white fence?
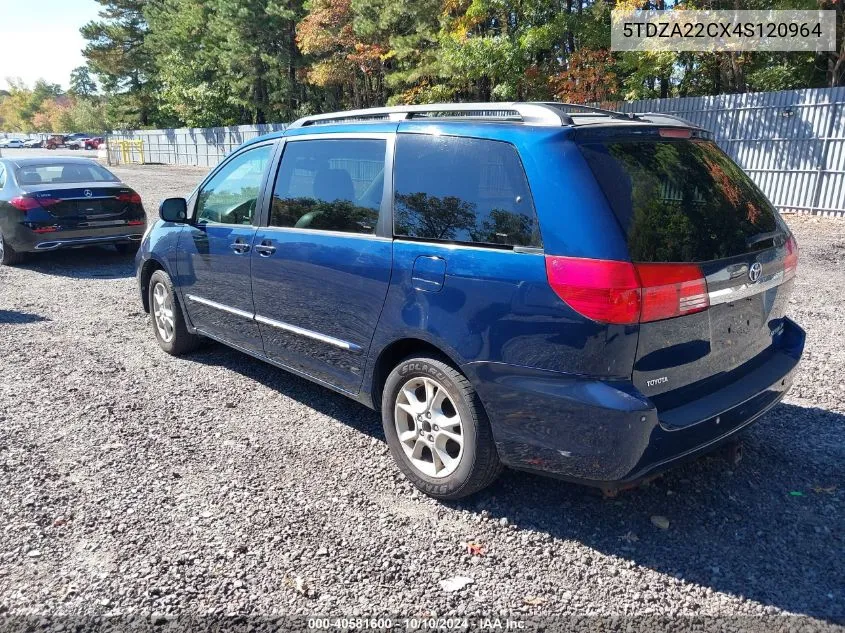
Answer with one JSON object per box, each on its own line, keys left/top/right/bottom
{"left": 107, "top": 124, "right": 287, "bottom": 168}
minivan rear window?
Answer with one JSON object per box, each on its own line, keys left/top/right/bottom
{"left": 579, "top": 140, "right": 784, "bottom": 262}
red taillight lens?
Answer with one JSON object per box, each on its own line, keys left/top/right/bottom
{"left": 783, "top": 235, "right": 798, "bottom": 279}
{"left": 10, "top": 196, "right": 59, "bottom": 210}
{"left": 116, "top": 191, "right": 142, "bottom": 204}
{"left": 635, "top": 263, "right": 709, "bottom": 322}
{"left": 545, "top": 256, "right": 709, "bottom": 324}
{"left": 545, "top": 256, "right": 641, "bottom": 325}
{"left": 127, "top": 220, "right": 144, "bottom": 226}
{"left": 9, "top": 196, "right": 42, "bottom": 211}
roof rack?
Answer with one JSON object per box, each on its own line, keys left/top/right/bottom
{"left": 288, "top": 102, "right": 573, "bottom": 128}
{"left": 287, "top": 101, "right": 698, "bottom": 130}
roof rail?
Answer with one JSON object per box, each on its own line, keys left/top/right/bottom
{"left": 546, "top": 102, "right": 640, "bottom": 121}
{"left": 288, "top": 102, "right": 571, "bottom": 128}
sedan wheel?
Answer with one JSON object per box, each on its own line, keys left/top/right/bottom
{"left": 0, "top": 232, "right": 24, "bottom": 265}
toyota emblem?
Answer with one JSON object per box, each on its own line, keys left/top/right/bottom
{"left": 83, "top": 189, "right": 93, "bottom": 198}
{"left": 748, "top": 262, "right": 762, "bottom": 283}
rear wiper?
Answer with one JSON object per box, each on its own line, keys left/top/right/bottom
{"left": 745, "top": 230, "right": 782, "bottom": 248}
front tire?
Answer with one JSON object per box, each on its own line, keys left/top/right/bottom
{"left": 0, "top": 232, "right": 25, "bottom": 265}
{"left": 148, "top": 269, "right": 201, "bottom": 355}
{"left": 381, "top": 356, "right": 502, "bottom": 500}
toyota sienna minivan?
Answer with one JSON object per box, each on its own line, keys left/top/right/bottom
{"left": 136, "top": 103, "right": 804, "bottom": 499}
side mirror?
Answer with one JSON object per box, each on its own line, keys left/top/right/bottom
{"left": 159, "top": 197, "right": 188, "bottom": 223}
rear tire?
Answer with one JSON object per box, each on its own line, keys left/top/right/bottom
{"left": 0, "top": 232, "right": 25, "bottom": 266}
{"left": 148, "top": 269, "right": 202, "bottom": 355}
{"left": 381, "top": 356, "right": 502, "bottom": 500}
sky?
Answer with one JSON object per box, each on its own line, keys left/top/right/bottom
{"left": 0, "top": 0, "right": 102, "bottom": 90}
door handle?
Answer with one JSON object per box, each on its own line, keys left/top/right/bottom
{"left": 230, "top": 240, "right": 250, "bottom": 254}
{"left": 254, "top": 242, "right": 276, "bottom": 257}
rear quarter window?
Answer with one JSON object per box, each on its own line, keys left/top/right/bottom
{"left": 393, "top": 135, "right": 541, "bottom": 248}
{"left": 579, "top": 139, "right": 784, "bottom": 262}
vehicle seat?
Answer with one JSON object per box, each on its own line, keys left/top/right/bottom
{"left": 295, "top": 168, "right": 355, "bottom": 228}
{"left": 61, "top": 165, "right": 88, "bottom": 182}
{"left": 18, "top": 171, "right": 42, "bottom": 185}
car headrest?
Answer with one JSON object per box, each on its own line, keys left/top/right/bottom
{"left": 312, "top": 168, "right": 355, "bottom": 203}
{"left": 18, "top": 171, "right": 42, "bottom": 185}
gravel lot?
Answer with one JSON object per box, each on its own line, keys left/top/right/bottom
{"left": 0, "top": 155, "right": 843, "bottom": 631}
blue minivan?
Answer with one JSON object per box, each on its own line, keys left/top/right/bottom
{"left": 136, "top": 103, "right": 804, "bottom": 499}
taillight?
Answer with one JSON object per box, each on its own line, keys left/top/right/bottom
{"left": 635, "top": 263, "right": 709, "bottom": 322}
{"left": 9, "top": 196, "right": 42, "bottom": 211}
{"left": 545, "top": 257, "right": 641, "bottom": 325}
{"left": 659, "top": 128, "right": 692, "bottom": 139}
{"left": 10, "top": 196, "right": 59, "bottom": 211}
{"left": 116, "top": 191, "right": 142, "bottom": 204}
{"left": 127, "top": 220, "right": 144, "bottom": 226}
{"left": 545, "top": 256, "right": 709, "bottom": 324}
{"left": 783, "top": 235, "right": 798, "bottom": 279}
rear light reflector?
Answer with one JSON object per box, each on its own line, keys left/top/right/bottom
{"left": 127, "top": 220, "right": 144, "bottom": 226}
{"left": 783, "top": 235, "right": 798, "bottom": 279}
{"left": 33, "top": 226, "right": 58, "bottom": 234}
{"left": 116, "top": 191, "right": 142, "bottom": 204}
{"left": 545, "top": 256, "right": 709, "bottom": 324}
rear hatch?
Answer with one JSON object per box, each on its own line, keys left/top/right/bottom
{"left": 578, "top": 129, "right": 797, "bottom": 411}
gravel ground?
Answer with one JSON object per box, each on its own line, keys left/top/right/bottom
{"left": 0, "top": 160, "right": 843, "bottom": 631}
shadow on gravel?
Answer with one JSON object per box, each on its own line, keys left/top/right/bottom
{"left": 0, "top": 309, "right": 48, "bottom": 324}
{"left": 182, "top": 345, "right": 845, "bottom": 621}
{"left": 469, "top": 403, "right": 844, "bottom": 622}
{"left": 17, "top": 246, "right": 136, "bottom": 279}
{"left": 189, "top": 343, "right": 384, "bottom": 440}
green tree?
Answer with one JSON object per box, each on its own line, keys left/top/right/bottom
{"left": 81, "top": 0, "right": 157, "bottom": 125}
{"left": 69, "top": 66, "right": 98, "bottom": 97}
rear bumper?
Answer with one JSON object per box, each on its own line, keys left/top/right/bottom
{"left": 468, "top": 317, "right": 805, "bottom": 488}
{"left": 8, "top": 225, "right": 145, "bottom": 252}
{"left": 31, "top": 233, "right": 143, "bottom": 251}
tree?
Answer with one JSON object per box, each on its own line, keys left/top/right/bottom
{"left": 81, "top": 0, "right": 156, "bottom": 125}
{"left": 69, "top": 66, "right": 98, "bottom": 97}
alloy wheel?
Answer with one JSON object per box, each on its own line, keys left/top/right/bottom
{"left": 152, "top": 281, "right": 175, "bottom": 343}
{"left": 394, "top": 376, "right": 464, "bottom": 478}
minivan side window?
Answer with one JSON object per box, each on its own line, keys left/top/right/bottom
{"left": 270, "top": 139, "right": 386, "bottom": 235}
{"left": 195, "top": 144, "right": 273, "bottom": 225}
{"left": 393, "top": 135, "right": 541, "bottom": 248}
{"left": 0, "top": 165, "right": 5, "bottom": 189}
